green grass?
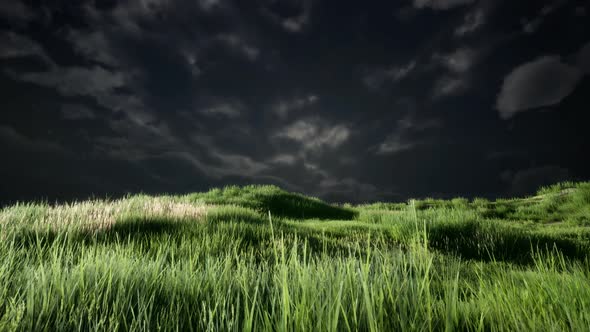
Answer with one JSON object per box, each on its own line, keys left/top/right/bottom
{"left": 0, "top": 183, "right": 589, "bottom": 331}
{"left": 186, "top": 185, "right": 357, "bottom": 220}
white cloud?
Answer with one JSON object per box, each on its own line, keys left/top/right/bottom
{"left": 432, "top": 76, "right": 467, "bottom": 98}
{"left": 496, "top": 56, "right": 582, "bottom": 119}
{"left": 399, "top": 115, "right": 442, "bottom": 131}
{"left": 376, "top": 135, "right": 418, "bottom": 155}
{"left": 428, "top": 48, "right": 478, "bottom": 99}
{"left": 216, "top": 34, "right": 260, "bottom": 61}
{"left": 198, "top": 0, "right": 223, "bottom": 11}
{"left": 282, "top": 15, "right": 310, "bottom": 33}
{"left": 11, "top": 66, "right": 126, "bottom": 97}
{"left": 269, "top": 154, "right": 298, "bottom": 166}
{"left": 413, "top": 0, "right": 475, "bottom": 10}
{"left": 277, "top": 119, "right": 350, "bottom": 151}
{"left": 0, "top": 32, "right": 52, "bottom": 64}
{"left": 66, "top": 30, "right": 118, "bottom": 66}
{"left": 280, "top": 120, "right": 315, "bottom": 140}
{"left": 362, "top": 61, "right": 416, "bottom": 90}
{"left": 177, "top": 135, "right": 272, "bottom": 178}
{"left": 61, "top": 104, "right": 96, "bottom": 120}
{"left": 200, "top": 100, "right": 243, "bottom": 118}
{"left": 181, "top": 50, "right": 202, "bottom": 77}
{"left": 375, "top": 112, "right": 441, "bottom": 155}
{"left": 434, "top": 48, "right": 477, "bottom": 73}
{"left": 455, "top": 10, "right": 485, "bottom": 36}
{"left": 211, "top": 151, "right": 269, "bottom": 175}
{"left": 521, "top": 1, "right": 566, "bottom": 34}
{"left": 260, "top": 0, "right": 314, "bottom": 33}
{"left": 110, "top": 0, "right": 171, "bottom": 33}
{"left": 273, "top": 94, "right": 318, "bottom": 118}
{"left": 388, "top": 61, "right": 417, "bottom": 81}
{"left": 522, "top": 17, "right": 542, "bottom": 34}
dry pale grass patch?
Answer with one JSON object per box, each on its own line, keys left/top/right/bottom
{"left": 142, "top": 199, "right": 208, "bottom": 221}
{"left": 0, "top": 197, "right": 209, "bottom": 234}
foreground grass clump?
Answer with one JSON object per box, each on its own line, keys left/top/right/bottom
{"left": 0, "top": 183, "right": 589, "bottom": 331}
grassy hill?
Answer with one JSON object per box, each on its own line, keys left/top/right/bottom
{"left": 1, "top": 182, "right": 590, "bottom": 331}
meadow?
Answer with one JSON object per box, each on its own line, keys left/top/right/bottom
{"left": 1, "top": 182, "right": 590, "bottom": 331}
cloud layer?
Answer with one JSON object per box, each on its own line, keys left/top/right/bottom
{"left": 1, "top": 0, "right": 589, "bottom": 203}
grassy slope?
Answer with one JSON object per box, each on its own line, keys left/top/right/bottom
{"left": 0, "top": 183, "right": 589, "bottom": 331}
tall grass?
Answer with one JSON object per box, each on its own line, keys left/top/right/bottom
{"left": 0, "top": 184, "right": 589, "bottom": 331}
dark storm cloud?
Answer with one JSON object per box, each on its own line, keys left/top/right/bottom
{"left": 1, "top": 0, "right": 589, "bottom": 203}
{"left": 0, "top": 1, "right": 36, "bottom": 25}
{"left": 413, "top": 0, "right": 475, "bottom": 10}
{"left": 578, "top": 42, "right": 590, "bottom": 74}
{"left": 0, "top": 125, "right": 68, "bottom": 155}
{"left": 3, "top": 1, "right": 268, "bottom": 164}
{"left": 505, "top": 165, "right": 572, "bottom": 196}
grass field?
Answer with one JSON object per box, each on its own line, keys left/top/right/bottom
{"left": 1, "top": 182, "right": 590, "bottom": 331}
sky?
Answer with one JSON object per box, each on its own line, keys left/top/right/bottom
{"left": 1, "top": 0, "right": 589, "bottom": 204}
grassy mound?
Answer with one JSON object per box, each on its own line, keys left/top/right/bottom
{"left": 186, "top": 184, "right": 357, "bottom": 220}
{"left": 467, "top": 182, "right": 590, "bottom": 224}
{"left": 364, "top": 181, "right": 590, "bottom": 225}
